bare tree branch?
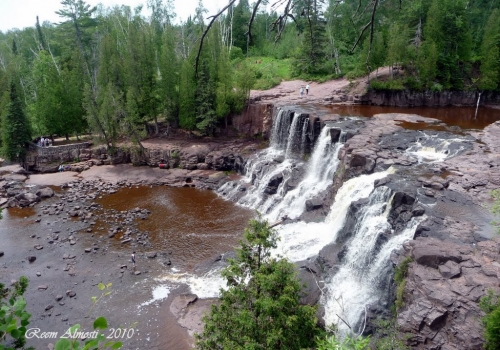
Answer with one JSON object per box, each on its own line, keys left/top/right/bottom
{"left": 195, "top": 0, "right": 236, "bottom": 77}
{"left": 364, "top": 0, "right": 379, "bottom": 67}
{"left": 246, "top": 0, "right": 264, "bottom": 48}
{"left": 350, "top": 20, "right": 371, "bottom": 52}
{"left": 352, "top": 0, "right": 363, "bottom": 19}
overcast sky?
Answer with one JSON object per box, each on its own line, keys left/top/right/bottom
{"left": 0, "top": 0, "right": 229, "bottom": 32}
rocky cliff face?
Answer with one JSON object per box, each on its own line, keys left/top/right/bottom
{"left": 360, "top": 90, "right": 500, "bottom": 107}
{"left": 287, "top": 113, "right": 499, "bottom": 349}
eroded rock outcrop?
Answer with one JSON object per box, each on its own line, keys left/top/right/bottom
{"left": 396, "top": 236, "right": 500, "bottom": 349}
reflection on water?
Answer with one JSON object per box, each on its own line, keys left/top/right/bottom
{"left": 327, "top": 105, "right": 500, "bottom": 129}
{"left": 4, "top": 207, "right": 37, "bottom": 219}
{"left": 94, "top": 186, "right": 254, "bottom": 270}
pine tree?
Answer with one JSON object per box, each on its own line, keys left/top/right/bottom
{"left": 479, "top": 9, "right": 500, "bottom": 91}
{"left": 196, "top": 217, "right": 321, "bottom": 349}
{"left": 2, "top": 82, "right": 31, "bottom": 163}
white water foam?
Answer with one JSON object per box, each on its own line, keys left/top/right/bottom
{"left": 322, "top": 203, "right": 424, "bottom": 335}
{"left": 140, "top": 285, "right": 171, "bottom": 307}
{"left": 266, "top": 127, "right": 344, "bottom": 222}
{"left": 406, "top": 132, "right": 465, "bottom": 163}
{"left": 274, "top": 170, "right": 392, "bottom": 262}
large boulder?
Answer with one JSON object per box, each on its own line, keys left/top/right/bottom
{"left": 36, "top": 187, "right": 55, "bottom": 198}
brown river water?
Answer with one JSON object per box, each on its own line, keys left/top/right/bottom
{"left": 325, "top": 105, "right": 500, "bottom": 129}
{"left": 94, "top": 186, "right": 254, "bottom": 271}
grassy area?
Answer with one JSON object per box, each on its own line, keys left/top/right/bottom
{"left": 244, "top": 56, "right": 292, "bottom": 90}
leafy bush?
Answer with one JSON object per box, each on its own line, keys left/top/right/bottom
{"left": 479, "top": 290, "right": 500, "bottom": 350}
{"left": 369, "top": 79, "right": 405, "bottom": 91}
{"left": 0, "top": 277, "right": 32, "bottom": 350}
{"left": 316, "top": 334, "right": 370, "bottom": 350}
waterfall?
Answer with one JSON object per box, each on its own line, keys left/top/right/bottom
{"left": 274, "top": 170, "right": 391, "bottom": 262}
{"left": 219, "top": 109, "right": 326, "bottom": 218}
{"left": 266, "top": 127, "right": 344, "bottom": 222}
{"left": 474, "top": 91, "right": 482, "bottom": 120}
{"left": 321, "top": 186, "right": 423, "bottom": 335}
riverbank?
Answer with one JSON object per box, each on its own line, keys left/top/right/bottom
{"left": 0, "top": 164, "right": 254, "bottom": 350}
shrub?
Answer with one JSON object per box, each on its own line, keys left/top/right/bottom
{"left": 394, "top": 257, "right": 413, "bottom": 310}
{"left": 480, "top": 290, "right": 500, "bottom": 350}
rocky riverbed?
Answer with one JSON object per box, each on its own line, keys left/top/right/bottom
{"left": 0, "top": 161, "right": 255, "bottom": 350}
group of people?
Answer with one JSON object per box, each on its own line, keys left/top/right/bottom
{"left": 299, "top": 84, "right": 310, "bottom": 97}
{"left": 37, "top": 137, "right": 51, "bottom": 147}
{"left": 58, "top": 164, "right": 71, "bottom": 172}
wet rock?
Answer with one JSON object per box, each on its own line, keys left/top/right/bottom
{"left": 84, "top": 248, "right": 92, "bottom": 253}
{"left": 36, "top": 272, "right": 41, "bottom": 277}
{"left": 66, "top": 290, "right": 76, "bottom": 298}
{"left": 264, "top": 174, "right": 283, "bottom": 195}
{"left": 305, "top": 198, "right": 323, "bottom": 212}
{"left": 391, "top": 192, "right": 416, "bottom": 209}
{"left": 55, "top": 295, "right": 63, "bottom": 301}
{"left": 35, "top": 245, "right": 43, "bottom": 250}
{"left": 146, "top": 252, "right": 157, "bottom": 259}
{"left": 36, "top": 187, "right": 55, "bottom": 198}
{"left": 329, "top": 128, "right": 342, "bottom": 144}
{"left": 412, "top": 206, "right": 425, "bottom": 217}
{"left": 45, "top": 305, "right": 54, "bottom": 311}
{"left": 28, "top": 256, "right": 36, "bottom": 263}
{"left": 38, "top": 285, "right": 48, "bottom": 290}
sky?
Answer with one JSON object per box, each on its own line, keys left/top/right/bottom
{"left": 0, "top": 0, "right": 230, "bottom": 32}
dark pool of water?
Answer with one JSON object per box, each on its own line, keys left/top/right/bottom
{"left": 325, "top": 105, "right": 500, "bottom": 129}
{"left": 94, "top": 186, "right": 254, "bottom": 270}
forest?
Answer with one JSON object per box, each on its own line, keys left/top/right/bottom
{"left": 0, "top": 0, "right": 499, "bottom": 162}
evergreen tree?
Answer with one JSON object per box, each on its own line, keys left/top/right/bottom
{"left": 2, "top": 82, "right": 31, "bottom": 163}
{"left": 196, "top": 217, "right": 321, "bottom": 349}
{"left": 479, "top": 9, "right": 500, "bottom": 91}
{"left": 232, "top": 0, "right": 251, "bottom": 53}
{"left": 293, "top": 1, "right": 328, "bottom": 75}
{"left": 424, "top": 0, "right": 472, "bottom": 89}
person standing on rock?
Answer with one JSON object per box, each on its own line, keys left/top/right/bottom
{"left": 300, "top": 87, "right": 304, "bottom": 97}
{"left": 131, "top": 251, "right": 136, "bottom": 268}
{"left": 306, "top": 84, "right": 310, "bottom": 95}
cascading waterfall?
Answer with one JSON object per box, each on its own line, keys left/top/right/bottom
{"left": 274, "top": 170, "right": 391, "bottom": 262}
{"left": 219, "top": 109, "right": 313, "bottom": 214}
{"left": 218, "top": 109, "right": 428, "bottom": 335}
{"left": 320, "top": 187, "right": 423, "bottom": 335}
{"left": 266, "top": 127, "right": 344, "bottom": 222}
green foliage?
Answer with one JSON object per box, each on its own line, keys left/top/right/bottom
{"left": 316, "top": 333, "right": 370, "bottom": 350}
{"left": 372, "top": 318, "right": 410, "bottom": 350}
{"left": 196, "top": 216, "right": 321, "bottom": 349}
{"left": 490, "top": 189, "right": 500, "bottom": 234}
{"left": 479, "top": 290, "right": 500, "bottom": 350}
{"left": 479, "top": 9, "right": 500, "bottom": 91}
{"left": 394, "top": 257, "right": 413, "bottom": 310}
{"left": 248, "top": 57, "right": 291, "bottom": 90}
{"left": 1, "top": 82, "right": 31, "bottom": 163}
{"left": 369, "top": 79, "right": 406, "bottom": 91}
{"left": 53, "top": 282, "right": 122, "bottom": 350}
{"left": 0, "top": 276, "right": 31, "bottom": 350}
